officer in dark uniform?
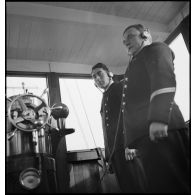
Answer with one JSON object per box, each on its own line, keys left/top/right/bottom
{"left": 122, "top": 24, "right": 190, "bottom": 193}
{"left": 91, "top": 63, "right": 145, "bottom": 193}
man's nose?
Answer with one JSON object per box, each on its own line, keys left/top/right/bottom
{"left": 95, "top": 74, "right": 101, "bottom": 79}
{"left": 96, "top": 77, "right": 101, "bottom": 83}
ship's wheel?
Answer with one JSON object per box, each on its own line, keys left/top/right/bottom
{"left": 7, "top": 94, "right": 51, "bottom": 132}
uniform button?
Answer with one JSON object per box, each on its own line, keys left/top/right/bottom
{"left": 122, "top": 102, "right": 126, "bottom": 105}
{"left": 124, "top": 85, "right": 127, "bottom": 88}
{"left": 121, "top": 109, "right": 124, "bottom": 112}
{"left": 105, "top": 103, "right": 107, "bottom": 106}
{"left": 122, "top": 94, "right": 125, "bottom": 97}
{"left": 125, "top": 77, "right": 128, "bottom": 81}
{"left": 106, "top": 117, "right": 109, "bottom": 120}
{"left": 106, "top": 110, "right": 108, "bottom": 113}
{"left": 107, "top": 124, "right": 109, "bottom": 127}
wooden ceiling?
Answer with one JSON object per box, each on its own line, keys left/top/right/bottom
{"left": 37, "top": 1, "right": 187, "bottom": 24}
{"left": 6, "top": 2, "right": 189, "bottom": 74}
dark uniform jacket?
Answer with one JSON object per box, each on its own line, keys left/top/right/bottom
{"left": 100, "top": 82, "right": 123, "bottom": 162}
{"left": 122, "top": 42, "right": 186, "bottom": 148}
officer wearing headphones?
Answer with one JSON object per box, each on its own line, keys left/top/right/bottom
{"left": 91, "top": 63, "right": 141, "bottom": 193}
{"left": 91, "top": 63, "right": 122, "bottom": 170}
{"left": 91, "top": 63, "right": 114, "bottom": 92}
{"left": 123, "top": 24, "right": 152, "bottom": 58}
{"left": 122, "top": 24, "right": 190, "bottom": 193}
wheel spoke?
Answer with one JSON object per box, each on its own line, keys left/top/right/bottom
{"left": 34, "top": 102, "right": 45, "bottom": 112}
{"left": 8, "top": 94, "right": 50, "bottom": 131}
{"left": 14, "top": 117, "right": 24, "bottom": 124}
{"left": 17, "top": 98, "right": 28, "bottom": 111}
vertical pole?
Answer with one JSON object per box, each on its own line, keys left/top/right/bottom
{"left": 47, "top": 72, "right": 70, "bottom": 192}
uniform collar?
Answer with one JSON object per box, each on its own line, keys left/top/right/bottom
{"left": 132, "top": 42, "right": 152, "bottom": 59}
{"left": 104, "top": 80, "right": 114, "bottom": 92}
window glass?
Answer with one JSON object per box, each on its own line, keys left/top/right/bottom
{"left": 6, "top": 76, "right": 48, "bottom": 104}
{"left": 59, "top": 78, "right": 104, "bottom": 151}
{"left": 169, "top": 33, "right": 190, "bottom": 121}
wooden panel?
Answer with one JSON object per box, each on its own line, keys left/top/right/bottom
{"left": 67, "top": 148, "right": 121, "bottom": 193}
{"left": 67, "top": 149, "right": 100, "bottom": 162}
{"left": 67, "top": 149, "right": 101, "bottom": 193}
{"left": 68, "top": 161, "right": 102, "bottom": 193}
{"left": 73, "top": 163, "right": 84, "bottom": 192}
{"left": 69, "top": 164, "right": 76, "bottom": 189}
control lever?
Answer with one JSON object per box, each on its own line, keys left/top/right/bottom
{"left": 51, "top": 103, "right": 69, "bottom": 120}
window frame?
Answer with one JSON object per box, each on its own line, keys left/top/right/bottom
{"left": 6, "top": 71, "right": 94, "bottom": 152}
{"left": 58, "top": 76, "right": 104, "bottom": 151}
{"left": 164, "top": 19, "right": 190, "bottom": 123}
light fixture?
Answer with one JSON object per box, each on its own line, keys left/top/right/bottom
{"left": 19, "top": 168, "right": 41, "bottom": 190}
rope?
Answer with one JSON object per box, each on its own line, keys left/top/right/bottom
{"left": 75, "top": 80, "right": 98, "bottom": 148}
{"left": 64, "top": 80, "right": 89, "bottom": 149}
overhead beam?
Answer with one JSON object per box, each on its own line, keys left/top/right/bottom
{"left": 7, "top": 59, "right": 128, "bottom": 75}
{"left": 168, "top": 2, "right": 189, "bottom": 33}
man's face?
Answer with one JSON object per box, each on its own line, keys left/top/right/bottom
{"left": 91, "top": 68, "right": 110, "bottom": 89}
{"left": 123, "top": 27, "right": 143, "bottom": 56}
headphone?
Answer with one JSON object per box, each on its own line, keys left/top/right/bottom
{"left": 107, "top": 71, "right": 114, "bottom": 78}
{"left": 140, "top": 28, "right": 150, "bottom": 40}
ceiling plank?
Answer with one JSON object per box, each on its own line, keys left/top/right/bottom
{"left": 6, "top": 2, "right": 168, "bottom": 34}
{"left": 168, "top": 2, "right": 189, "bottom": 33}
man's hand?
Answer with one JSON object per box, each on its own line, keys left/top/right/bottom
{"left": 125, "top": 148, "right": 138, "bottom": 161}
{"left": 149, "top": 122, "right": 168, "bottom": 142}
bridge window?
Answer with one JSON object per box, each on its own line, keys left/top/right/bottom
{"left": 59, "top": 78, "right": 104, "bottom": 151}
{"left": 6, "top": 76, "right": 48, "bottom": 104}
{"left": 169, "top": 33, "right": 190, "bottom": 121}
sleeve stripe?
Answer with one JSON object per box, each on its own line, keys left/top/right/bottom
{"left": 150, "top": 87, "right": 176, "bottom": 102}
